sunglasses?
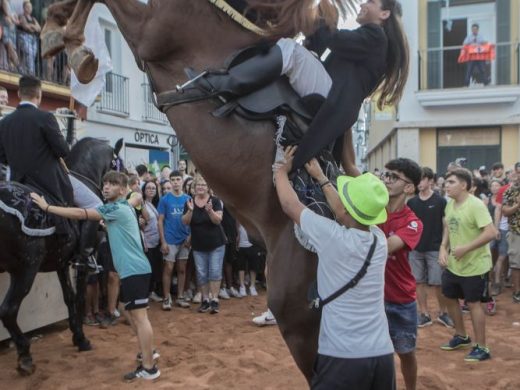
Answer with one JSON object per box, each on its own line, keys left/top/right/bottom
{"left": 380, "top": 171, "right": 412, "bottom": 184}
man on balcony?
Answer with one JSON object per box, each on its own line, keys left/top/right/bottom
{"left": 462, "top": 24, "right": 490, "bottom": 86}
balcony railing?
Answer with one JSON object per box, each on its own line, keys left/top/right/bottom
{"left": 142, "top": 83, "right": 168, "bottom": 124}
{"left": 418, "top": 42, "right": 519, "bottom": 90}
{"left": 97, "top": 72, "right": 129, "bottom": 116}
{"left": 0, "top": 42, "right": 69, "bottom": 85}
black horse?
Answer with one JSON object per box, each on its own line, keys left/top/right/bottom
{"left": 0, "top": 137, "right": 123, "bottom": 375}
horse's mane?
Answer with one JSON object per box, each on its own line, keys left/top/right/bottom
{"left": 66, "top": 137, "right": 113, "bottom": 179}
{"left": 245, "top": 0, "right": 359, "bottom": 37}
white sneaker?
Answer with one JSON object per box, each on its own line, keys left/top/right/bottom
{"left": 249, "top": 286, "right": 258, "bottom": 296}
{"left": 228, "top": 287, "right": 240, "bottom": 298}
{"left": 162, "top": 296, "right": 172, "bottom": 311}
{"left": 218, "top": 288, "right": 231, "bottom": 300}
{"left": 113, "top": 309, "right": 121, "bottom": 318}
{"left": 149, "top": 292, "right": 162, "bottom": 303}
{"left": 185, "top": 289, "right": 194, "bottom": 301}
{"left": 253, "top": 310, "right": 277, "bottom": 326}
{"left": 239, "top": 285, "right": 247, "bottom": 297}
{"left": 192, "top": 292, "right": 202, "bottom": 304}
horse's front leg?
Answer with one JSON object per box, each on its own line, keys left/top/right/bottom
{"left": 267, "top": 223, "right": 320, "bottom": 384}
{"left": 0, "top": 248, "right": 44, "bottom": 375}
{"left": 40, "top": 0, "right": 78, "bottom": 58}
{"left": 56, "top": 263, "right": 91, "bottom": 352}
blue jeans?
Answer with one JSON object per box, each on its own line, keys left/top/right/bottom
{"left": 193, "top": 245, "right": 225, "bottom": 285}
{"left": 385, "top": 301, "right": 417, "bottom": 354}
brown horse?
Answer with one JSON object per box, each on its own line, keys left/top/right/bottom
{"left": 41, "top": 0, "right": 359, "bottom": 382}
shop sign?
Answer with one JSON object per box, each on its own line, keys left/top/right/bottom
{"left": 134, "top": 130, "right": 160, "bottom": 145}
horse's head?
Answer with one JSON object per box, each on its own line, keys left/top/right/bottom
{"left": 67, "top": 137, "right": 125, "bottom": 187}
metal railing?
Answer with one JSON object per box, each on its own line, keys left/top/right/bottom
{"left": 0, "top": 40, "right": 69, "bottom": 85}
{"left": 97, "top": 72, "right": 129, "bottom": 116}
{"left": 418, "top": 42, "right": 519, "bottom": 90}
{"left": 142, "top": 83, "right": 168, "bottom": 124}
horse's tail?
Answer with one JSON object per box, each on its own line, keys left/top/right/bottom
{"left": 247, "top": 0, "right": 352, "bottom": 37}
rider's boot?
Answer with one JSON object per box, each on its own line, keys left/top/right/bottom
{"left": 187, "top": 44, "right": 283, "bottom": 98}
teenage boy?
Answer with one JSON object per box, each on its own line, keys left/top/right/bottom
{"left": 407, "top": 167, "right": 453, "bottom": 328}
{"left": 158, "top": 170, "right": 191, "bottom": 310}
{"left": 30, "top": 171, "right": 160, "bottom": 380}
{"left": 439, "top": 168, "right": 496, "bottom": 362}
{"left": 274, "top": 146, "right": 395, "bottom": 389}
{"left": 379, "top": 158, "right": 423, "bottom": 390}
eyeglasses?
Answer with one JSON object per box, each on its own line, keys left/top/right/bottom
{"left": 380, "top": 171, "right": 412, "bottom": 184}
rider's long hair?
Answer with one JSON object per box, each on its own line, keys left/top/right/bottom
{"left": 247, "top": 0, "right": 356, "bottom": 37}
{"left": 376, "top": 0, "right": 409, "bottom": 110}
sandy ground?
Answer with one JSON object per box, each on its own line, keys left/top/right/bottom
{"left": 0, "top": 289, "right": 519, "bottom": 390}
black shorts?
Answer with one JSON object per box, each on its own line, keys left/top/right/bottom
{"left": 224, "top": 243, "right": 238, "bottom": 264}
{"left": 237, "top": 246, "right": 262, "bottom": 273}
{"left": 97, "top": 239, "right": 116, "bottom": 273}
{"left": 442, "top": 269, "right": 489, "bottom": 303}
{"left": 119, "top": 274, "right": 151, "bottom": 310}
{"left": 311, "top": 353, "right": 395, "bottom": 390}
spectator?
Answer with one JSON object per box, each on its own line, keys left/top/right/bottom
{"left": 237, "top": 224, "right": 260, "bottom": 297}
{"left": 0, "top": 85, "right": 8, "bottom": 106}
{"left": 135, "top": 164, "right": 150, "bottom": 186}
{"left": 142, "top": 179, "right": 163, "bottom": 303}
{"left": 178, "top": 159, "right": 192, "bottom": 181}
{"left": 182, "top": 175, "right": 226, "bottom": 314}
{"left": 488, "top": 179, "right": 508, "bottom": 298}
{"left": 462, "top": 23, "right": 490, "bottom": 86}
{"left": 0, "top": 0, "right": 19, "bottom": 70}
{"left": 439, "top": 168, "right": 496, "bottom": 362}
{"left": 219, "top": 205, "right": 240, "bottom": 299}
{"left": 160, "top": 179, "right": 172, "bottom": 196}
{"left": 159, "top": 164, "right": 171, "bottom": 182}
{"left": 501, "top": 162, "right": 520, "bottom": 304}
{"left": 17, "top": 0, "right": 40, "bottom": 75}
{"left": 491, "top": 162, "right": 506, "bottom": 184}
{"left": 274, "top": 148, "right": 396, "bottom": 390}
{"left": 379, "top": 158, "right": 423, "bottom": 390}
{"left": 407, "top": 167, "right": 453, "bottom": 328}
{"left": 157, "top": 170, "right": 191, "bottom": 310}
{"left": 31, "top": 171, "right": 160, "bottom": 380}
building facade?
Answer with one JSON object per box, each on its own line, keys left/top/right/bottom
{"left": 366, "top": 0, "right": 520, "bottom": 174}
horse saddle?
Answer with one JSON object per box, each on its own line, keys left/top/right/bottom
{"left": 0, "top": 182, "right": 75, "bottom": 237}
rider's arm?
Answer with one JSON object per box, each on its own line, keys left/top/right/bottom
{"left": 41, "top": 113, "right": 69, "bottom": 159}
{"left": 329, "top": 24, "right": 386, "bottom": 61}
{"left": 30, "top": 192, "right": 102, "bottom": 221}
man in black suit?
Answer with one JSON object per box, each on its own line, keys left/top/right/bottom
{"left": 0, "top": 75, "right": 73, "bottom": 206}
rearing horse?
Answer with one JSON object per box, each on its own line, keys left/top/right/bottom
{"left": 0, "top": 137, "right": 123, "bottom": 375}
{"left": 41, "top": 1, "right": 356, "bottom": 382}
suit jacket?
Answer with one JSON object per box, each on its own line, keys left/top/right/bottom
{"left": 0, "top": 104, "right": 73, "bottom": 205}
{"left": 292, "top": 23, "right": 388, "bottom": 170}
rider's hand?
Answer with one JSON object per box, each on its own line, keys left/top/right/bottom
{"left": 30, "top": 193, "right": 48, "bottom": 210}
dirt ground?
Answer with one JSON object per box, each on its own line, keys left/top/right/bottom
{"left": 0, "top": 289, "right": 519, "bottom": 390}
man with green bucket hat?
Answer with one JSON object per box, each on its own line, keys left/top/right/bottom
{"left": 273, "top": 146, "right": 396, "bottom": 390}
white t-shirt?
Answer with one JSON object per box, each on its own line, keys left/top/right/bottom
{"left": 300, "top": 209, "right": 394, "bottom": 359}
{"left": 238, "top": 225, "right": 252, "bottom": 248}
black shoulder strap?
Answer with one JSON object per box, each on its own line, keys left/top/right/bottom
{"left": 320, "top": 234, "right": 378, "bottom": 307}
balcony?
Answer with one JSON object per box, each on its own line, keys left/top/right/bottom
{"left": 97, "top": 72, "right": 129, "bottom": 116}
{"left": 142, "top": 83, "right": 168, "bottom": 124}
{"left": 417, "top": 42, "right": 520, "bottom": 107}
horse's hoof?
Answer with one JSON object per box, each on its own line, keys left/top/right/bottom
{"left": 70, "top": 46, "right": 99, "bottom": 84}
{"left": 77, "top": 338, "right": 92, "bottom": 352}
{"left": 17, "top": 357, "right": 35, "bottom": 376}
{"left": 40, "top": 29, "right": 65, "bottom": 59}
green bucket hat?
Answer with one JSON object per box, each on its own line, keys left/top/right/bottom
{"left": 337, "top": 173, "right": 389, "bottom": 225}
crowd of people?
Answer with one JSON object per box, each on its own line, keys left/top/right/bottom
{"left": 0, "top": 0, "right": 67, "bottom": 83}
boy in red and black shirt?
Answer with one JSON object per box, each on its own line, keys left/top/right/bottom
{"left": 378, "top": 158, "right": 423, "bottom": 390}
